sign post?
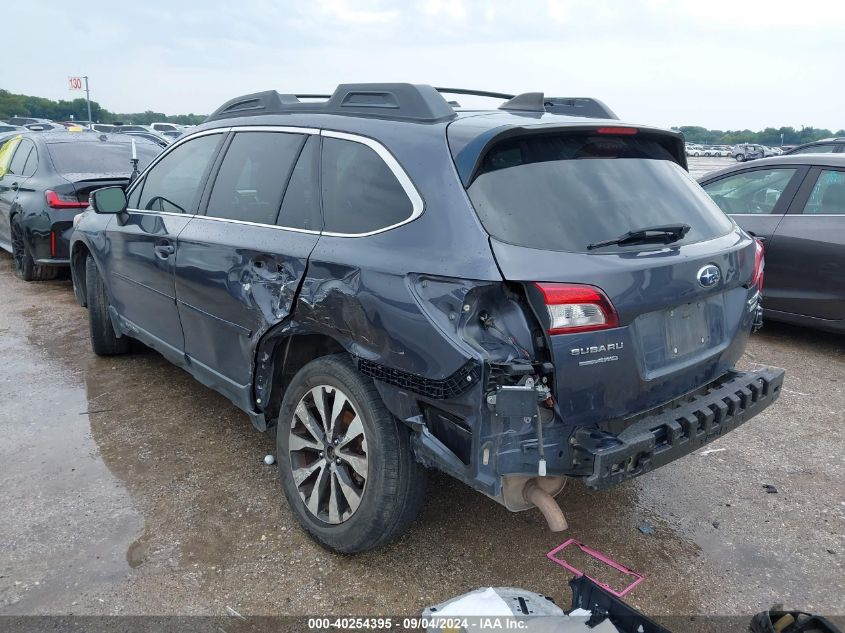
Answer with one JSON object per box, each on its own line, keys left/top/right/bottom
{"left": 68, "top": 76, "right": 92, "bottom": 123}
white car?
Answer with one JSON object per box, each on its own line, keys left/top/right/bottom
{"left": 150, "top": 122, "right": 185, "bottom": 133}
{"left": 686, "top": 144, "right": 705, "bottom": 157}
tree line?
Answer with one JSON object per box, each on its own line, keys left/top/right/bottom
{"left": 0, "top": 88, "right": 207, "bottom": 125}
{"left": 673, "top": 125, "right": 844, "bottom": 147}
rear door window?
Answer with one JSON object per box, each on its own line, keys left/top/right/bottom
{"left": 278, "top": 135, "right": 322, "bottom": 231}
{"left": 22, "top": 145, "right": 38, "bottom": 177}
{"left": 205, "top": 131, "right": 305, "bottom": 225}
{"left": 0, "top": 137, "right": 21, "bottom": 177}
{"left": 802, "top": 170, "right": 845, "bottom": 215}
{"left": 7, "top": 139, "right": 33, "bottom": 176}
{"left": 321, "top": 137, "right": 414, "bottom": 234}
{"left": 466, "top": 132, "right": 733, "bottom": 252}
{"left": 702, "top": 168, "right": 798, "bottom": 215}
{"left": 137, "top": 134, "right": 222, "bottom": 214}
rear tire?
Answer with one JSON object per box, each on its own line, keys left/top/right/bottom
{"left": 11, "top": 216, "right": 59, "bottom": 282}
{"left": 277, "top": 354, "right": 425, "bottom": 553}
{"left": 735, "top": 154, "right": 745, "bottom": 162}
{"left": 85, "top": 255, "right": 130, "bottom": 356}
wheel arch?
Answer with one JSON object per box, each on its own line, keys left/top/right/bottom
{"left": 70, "top": 238, "right": 92, "bottom": 307}
{"left": 254, "top": 326, "right": 347, "bottom": 432}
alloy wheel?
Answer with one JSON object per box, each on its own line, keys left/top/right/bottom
{"left": 288, "top": 385, "right": 368, "bottom": 524}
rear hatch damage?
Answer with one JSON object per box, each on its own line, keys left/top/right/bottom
{"left": 453, "top": 122, "right": 781, "bottom": 496}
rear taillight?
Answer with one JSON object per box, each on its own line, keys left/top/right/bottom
{"left": 535, "top": 283, "right": 619, "bottom": 334}
{"left": 45, "top": 190, "right": 87, "bottom": 209}
{"left": 595, "top": 126, "right": 638, "bottom": 135}
{"left": 751, "top": 239, "right": 765, "bottom": 290}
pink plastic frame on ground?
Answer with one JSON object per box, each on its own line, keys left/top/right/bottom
{"left": 546, "top": 538, "right": 645, "bottom": 598}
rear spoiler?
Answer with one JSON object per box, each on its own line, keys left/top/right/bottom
{"left": 448, "top": 124, "right": 688, "bottom": 187}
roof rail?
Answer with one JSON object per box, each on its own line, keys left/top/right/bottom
{"left": 434, "top": 87, "right": 515, "bottom": 100}
{"left": 437, "top": 87, "right": 618, "bottom": 119}
{"left": 205, "top": 84, "right": 618, "bottom": 123}
{"left": 205, "top": 83, "right": 456, "bottom": 123}
{"left": 543, "top": 97, "right": 618, "bottom": 120}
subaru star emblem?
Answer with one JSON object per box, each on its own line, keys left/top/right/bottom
{"left": 697, "top": 264, "right": 721, "bottom": 288}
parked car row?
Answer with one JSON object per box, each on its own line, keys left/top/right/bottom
{"left": 0, "top": 132, "right": 161, "bottom": 279}
{"left": 685, "top": 143, "right": 733, "bottom": 157}
{"left": 9, "top": 84, "right": 831, "bottom": 557}
{"left": 687, "top": 140, "right": 845, "bottom": 163}
{"left": 685, "top": 143, "right": 785, "bottom": 160}
{"left": 2, "top": 117, "right": 190, "bottom": 143}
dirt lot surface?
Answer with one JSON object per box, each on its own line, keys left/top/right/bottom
{"left": 1, "top": 175, "right": 843, "bottom": 629}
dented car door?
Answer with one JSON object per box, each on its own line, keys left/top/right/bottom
{"left": 174, "top": 130, "right": 322, "bottom": 408}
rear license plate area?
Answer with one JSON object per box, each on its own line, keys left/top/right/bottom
{"left": 665, "top": 302, "right": 709, "bottom": 357}
{"left": 635, "top": 296, "right": 726, "bottom": 373}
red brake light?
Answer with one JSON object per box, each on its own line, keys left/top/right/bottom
{"left": 535, "top": 283, "right": 619, "bottom": 334}
{"left": 751, "top": 239, "right": 765, "bottom": 290}
{"left": 45, "top": 190, "right": 88, "bottom": 209}
{"left": 595, "top": 127, "right": 638, "bottom": 135}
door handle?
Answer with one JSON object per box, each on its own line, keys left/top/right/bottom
{"left": 154, "top": 242, "right": 175, "bottom": 258}
{"left": 10, "top": 182, "right": 18, "bottom": 191}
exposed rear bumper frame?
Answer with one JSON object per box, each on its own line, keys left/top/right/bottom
{"left": 575, "top": 367, "right": 785, "bottom": 490}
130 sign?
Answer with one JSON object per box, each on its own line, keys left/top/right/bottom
{"left": 68, "top": 76, "right": 84, "bottom": 91}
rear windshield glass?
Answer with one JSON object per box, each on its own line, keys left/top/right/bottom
{"left": 47, "top": 140, "right": 159, "bottom": 174}
{"left": 467, "top": 133, "right": 733, "bottom": 252}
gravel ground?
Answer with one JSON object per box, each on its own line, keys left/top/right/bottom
{"left": 0, "top": 187, "right": 842, "bottom": 630}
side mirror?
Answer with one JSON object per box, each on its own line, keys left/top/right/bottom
{"left": 91, "top": 186, "right": 128, "bottom": 214}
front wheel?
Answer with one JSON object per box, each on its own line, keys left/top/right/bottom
{"left": 277, "top": 355, "right": 426, "bottom": 553}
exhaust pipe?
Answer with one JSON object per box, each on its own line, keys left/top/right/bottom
{"left": 523, "top": 477, "right": 568, "bottom": 532}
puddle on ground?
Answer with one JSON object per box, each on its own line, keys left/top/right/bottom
{"left": 0, "top": 271, "right": 143, "bottom": 614}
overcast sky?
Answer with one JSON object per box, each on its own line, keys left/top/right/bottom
{"left": 8, "top": 0, "right": 844, "bottom": 130}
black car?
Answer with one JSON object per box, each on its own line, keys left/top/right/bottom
{"left": 0, "top": 132, "right": 160, "bottom": 280}
{"left": 71, "top": 84, "right": 782, "bottom": 552}
{"left": 782, "top": 137, "right": 845, "bottom": 156}
{"left": 699, "top": 154, "right": 845, "bottom": 333}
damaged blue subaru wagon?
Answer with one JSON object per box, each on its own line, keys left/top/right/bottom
{"left": 70, "top": 84, "right": 784, "bottom": 552}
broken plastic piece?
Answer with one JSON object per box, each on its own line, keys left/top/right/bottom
{"left": 638, "top": 522, "right": 655, "bottom": 536}
{"left": 547, "top": 539, "right": 645, "bottom": 598}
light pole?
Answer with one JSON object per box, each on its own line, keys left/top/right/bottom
{"left": 780, "top": 133, "right": 784, "bottom": 147}
{"left": 83, "top": 76, "right": 92, "bottom": 123}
